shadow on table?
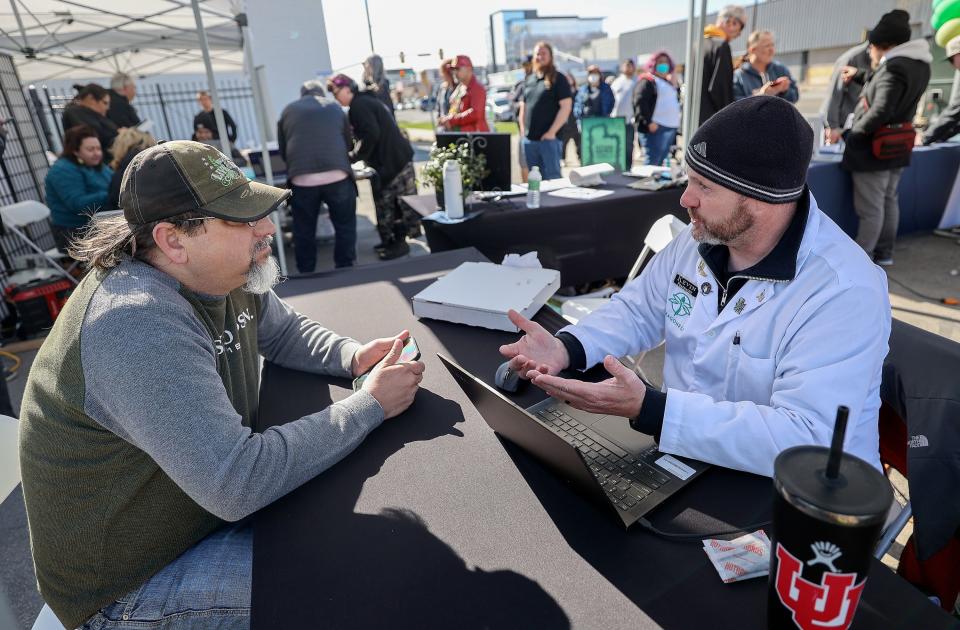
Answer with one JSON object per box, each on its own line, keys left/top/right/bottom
{"left": 495, "top": 434, "right": 772, "bottom": 628}
{"left": 253, "top": 364, "right": 570, "bottom": 629}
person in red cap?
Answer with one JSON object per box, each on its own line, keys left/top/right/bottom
{"left": 439, "top": 55, "right": 489, "bottom": 132}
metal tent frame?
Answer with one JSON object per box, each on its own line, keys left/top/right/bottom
{"left": 0, "top": 0, "right": 287, "bottom": 273}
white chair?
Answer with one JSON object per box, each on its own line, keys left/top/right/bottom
{"left": 560, "top": 214, "right": 687, "bottom": 324}
{"left": 0, "top": 201, "right": 78, "bottom": 286}
{"left": 0, "top": 413, "right": 19, "bottom": 503}
{"left": 31, "top": 604, "right": 65, "bottom": 630}
{"left": 0, "top": 415, "right": 66, "bottom": 630}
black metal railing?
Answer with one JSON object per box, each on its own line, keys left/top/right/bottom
{"left": 29, "top": 78, "right": 262, "bottom": 153}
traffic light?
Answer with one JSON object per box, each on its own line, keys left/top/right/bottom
{"left": 439, "top": 48, "right": 444, "bottom": 59}
{"left": 400, "top": 51, "right": 405, "bottom": 63}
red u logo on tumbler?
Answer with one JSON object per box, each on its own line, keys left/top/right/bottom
{"left": 773, "top": 543, "right": 866, "bottom": 630}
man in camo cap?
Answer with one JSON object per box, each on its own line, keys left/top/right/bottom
{"left": 18, "top": 140, "right": 424, "bottom": 629}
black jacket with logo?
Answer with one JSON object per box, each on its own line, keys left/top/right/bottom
{"left": 842, "top": 41, "right": 931, "bottom": 172}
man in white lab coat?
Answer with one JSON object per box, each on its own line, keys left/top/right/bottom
{"left": 500, "top": 96, "right": 891, "bottom": 477}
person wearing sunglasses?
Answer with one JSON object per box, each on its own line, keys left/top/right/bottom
{"left": 19, "top": 140, "right": 424, "bottom": 629}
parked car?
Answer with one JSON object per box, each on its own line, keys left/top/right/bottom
{"left": 419, "top": 94, "right": 436, "bottom": 112}
{"left": 487, "top": 94, "right": 513, "bottom": 122}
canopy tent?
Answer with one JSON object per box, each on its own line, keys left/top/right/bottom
{"left": 2, "top": 0, "right": 243, "bottom": 82}
{"left": 0, "top": 0, "right": 288, "bottom": 272}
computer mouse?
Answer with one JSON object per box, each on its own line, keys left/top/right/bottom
{"left": 495, "top": 361, "right": 524, "bottom": 393}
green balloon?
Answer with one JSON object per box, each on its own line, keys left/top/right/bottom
{"left": 935, "top": 0, "right": 950, "bottom": 9}
{"left": 934, "top": 0, "right": 960, "bottom": 31}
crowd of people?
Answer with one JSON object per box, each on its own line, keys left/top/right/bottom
{"left": 18, "top": 5, "right": 960, "bottom": 629}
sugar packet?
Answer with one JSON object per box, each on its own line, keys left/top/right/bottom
{"left": 703, "top": 530, "right": 771, "bottom": 583}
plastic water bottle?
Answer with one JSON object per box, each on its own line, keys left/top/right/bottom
{"left": 442, "top": 160, "right": 464, "bottom": 219}
{"left": 526, "top": 166, "right": 541, "bottom": 209}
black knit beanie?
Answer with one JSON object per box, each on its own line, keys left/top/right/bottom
{"left": 868, "top": 10, "right": 911, "bottom": 47}
{"left": 684, "top": 96, "right": 813, "bottom": 205}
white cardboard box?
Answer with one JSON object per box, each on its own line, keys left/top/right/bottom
{"left": 412, "top": 262, "right": 561, "bottom": 332}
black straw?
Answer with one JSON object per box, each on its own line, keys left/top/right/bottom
{"left": 826, "top": 406, "right": 849, "bottom": 480}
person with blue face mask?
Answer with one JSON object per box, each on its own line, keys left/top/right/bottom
{"left": 573, "top": 64, "right": 614, "bottom": 124}
{"left": 633, "top": 50, "right": 681, "bottom": 166}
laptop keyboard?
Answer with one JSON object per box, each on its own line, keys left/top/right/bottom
{"left": 536, "top": 406, "right": 671, "bottom": 512}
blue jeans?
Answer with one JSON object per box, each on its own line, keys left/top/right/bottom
{"left": 522, "top": 137, "right": 563, "bottom": 180}
{"left": 290, "top": 178, "right": 357, "bottom": 272}
{"left": 81, "top": 523, "right": 251, "bottom": 629}
{"left": 641, "top": 125, "right": 678, "bottom": 166}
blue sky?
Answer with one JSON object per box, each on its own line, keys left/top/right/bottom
{"left": 323, "top": 0, "right": 738, "bottom": 77}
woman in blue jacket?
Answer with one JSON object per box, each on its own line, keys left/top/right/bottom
{"left": 44, "top": 125, "right": 113, "bottom": 252}
{"left": 733, "top": 31, "right": 799, "bottom": 103}
{"left": 573, "top": 65, "right": 614, "bottom": 122}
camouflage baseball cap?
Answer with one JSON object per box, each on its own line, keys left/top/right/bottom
{"left": 118, "top": 140, "right": 290, "bottom": 225}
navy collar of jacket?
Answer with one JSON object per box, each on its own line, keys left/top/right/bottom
{"left": 698, "top": 184, "right": 811, "bottom": 283}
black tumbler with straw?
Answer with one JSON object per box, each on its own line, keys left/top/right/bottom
{"left": 767, "top": 406, "right": 893, "bottom": 630}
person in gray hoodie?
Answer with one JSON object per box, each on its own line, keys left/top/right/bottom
{"left": 278, "top": 80, "right": 358, "bottom": 271}
{"left": 841, "top": 9, "right": 931, "bottom": 265}
{"left": 733, "top": 30, "right": 798, "bottom": 103}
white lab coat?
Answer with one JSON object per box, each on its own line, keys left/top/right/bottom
{"left": 561, "top": 193, "right": 890, "bottom": 477}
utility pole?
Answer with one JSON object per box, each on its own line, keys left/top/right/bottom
{"left": 363, "top": 0, "right": 375, "bottom": 53}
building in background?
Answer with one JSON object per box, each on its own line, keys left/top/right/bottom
{"left": 584, "top": 0, "right": 947, "bottom": 119}
{"left": 487, "top": 10, "right": 605, "bottom": 73}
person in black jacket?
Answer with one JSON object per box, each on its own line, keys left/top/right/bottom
{"left": 193, "top": 90, "right": 238, "bottom": 143}
{"left": 107, "top": 73, "right": 141, "bottom": 129}
{"left": 698, "top": 5, "right": 746, "bottom": 126}
{"left": 922, "top": 35, "right": 960, "bottom": 146}
{"left": 363, "top": 54, "right": 395, "bottom": 118}
{"left": 329, "top": 74, "right": 418, "bottom": 260}
{"left": 61, "top": 83, "right": 118, "bottom": 162}
{"left": 278, "top": 80, "right": 358, "bottom": 271}
{"left": 842, "top": 10, "right": 931, "bottom": 266}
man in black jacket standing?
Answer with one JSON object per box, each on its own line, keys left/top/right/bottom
{"left": 194, "top": 90, "right": 238, "bottom": 143}
{"left": 922, "top": 35, "right": 960, "bottom": 146}
{"left": 328, "top": 74, "right": 419, "bottom": 260}
{"left": 107, "top": 73, "right": 140, "bottom": 129}
{"left": 842, "top": 10, "right": 931, "bottom": 266}
{"left": 278, "top": 80, "right": 358, "bottom": 271}
{"left": 699, "top": 5, "right": 746, "bottom": 126}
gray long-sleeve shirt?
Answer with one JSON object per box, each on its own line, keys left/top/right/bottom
{"left": 81, "top": 260, "right": 384, "bottom": 521}
{"left": 19, "top": 258, "right": 384, "bottom": 627}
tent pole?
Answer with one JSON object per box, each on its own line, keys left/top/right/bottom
{"left": 689, "top": 0, "right": 708, "bottom": 140}
{"left": 190, "top": 0, "right": 231, "bottom": 156}
{"left": 682, "top": 0, "right": 696, "bottom": 148}
{"left": 237, "top": 13, "right": 288, "bottom": 276}
{"left": 8, "top": 0, "right": 30, "bottom": 51}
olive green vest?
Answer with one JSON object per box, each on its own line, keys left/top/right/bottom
{"left": 18, "top": 268, "right": 261, "bottom": 628}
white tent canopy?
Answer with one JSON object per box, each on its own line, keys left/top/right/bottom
{"left": 2, "top": 0, "right": 290, "bottom": 272}
{"left": 2, "top": 0, "right": 243, "bottom": 82}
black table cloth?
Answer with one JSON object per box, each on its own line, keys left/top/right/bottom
{"left": 252, "top": 248, "right": 956, "bottom": 629}
{"left": 402, "top": 173, "right": 686, "bottom": 288}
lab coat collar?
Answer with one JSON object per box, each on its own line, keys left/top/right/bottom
{"left": 696, "top": 188, "right": 822, "bottom": 327}
{"left": 697, "top": 186, "right": 811, "bottom": 284}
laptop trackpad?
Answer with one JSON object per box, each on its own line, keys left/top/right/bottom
{"left": 592, "top": 416, "right": 654, "bottom": 455}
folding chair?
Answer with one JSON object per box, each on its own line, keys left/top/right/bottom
{"left": 0, "top": 201, "right": 78, "bottom": 286}
{"left": 559, "top": 214, "right": 687, "bottom": 324}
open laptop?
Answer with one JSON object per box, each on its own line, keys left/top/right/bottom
{"left": 439, "top": 353, "right": 711, "bottom": 528}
